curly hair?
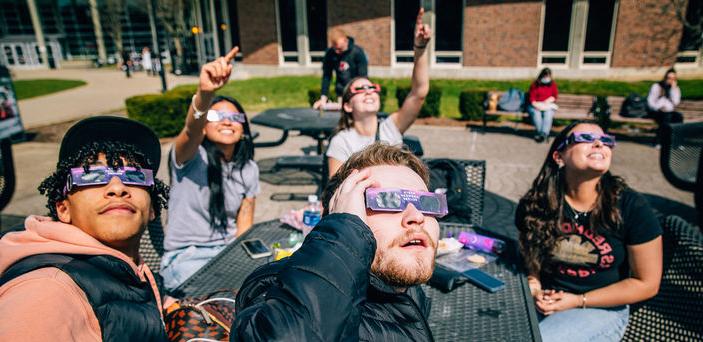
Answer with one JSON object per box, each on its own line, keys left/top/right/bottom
{"left": 516, "top": 120, "right": 626, "bottom": 276}
{"left": 38, "top": 140, "right": 169, "bottom": 220}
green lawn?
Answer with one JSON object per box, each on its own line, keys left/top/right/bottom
{"left": 172, "top": 76, "right": 703, "bottom": 119}
{"left": 14, "top": 79, "right": 87, "bottom": 100}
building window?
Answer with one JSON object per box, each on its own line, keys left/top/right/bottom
{"left": 582, "top": 0, "right": 616, "bottom": 66}
{"left": 540, "top": 0, "right": 573, "bottom": 65}
{"left": 677, "top": 0, "right": 702, "bottom": 65}
{"left": 394, "top": 0, "right": 420, "bottom": 63}
{"left": 224, "top": 0, "right": 242, "bottom": 61}
{"left": 307, "top": 0, "right": 327, "bottom": 63}
{"left": 277, "top": 0, "right": 298, "bottom": 63}
{"left": 434, "top": 0, "right": 463, "bottom": 64}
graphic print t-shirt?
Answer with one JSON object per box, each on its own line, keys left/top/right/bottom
{"left": 541, "top": 189, "right": 661, "bottom": 293}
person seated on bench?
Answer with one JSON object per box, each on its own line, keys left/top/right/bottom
{"left": 161, "top": 47, "right": 260, "bottom": 291}
{"left": 0, "top": 116, "right": 169, "bottom": 340}
{"left": 515, "top": 120, "right": 662, "bottom": 342}
{"left": 648, "top": 68, "right": 683, "bottom": 139}
{"left": 527, "top": 68, "right": 559, "bottom": 143}
{"left": 326, "top": 8, "right": 431, "bottom": 177}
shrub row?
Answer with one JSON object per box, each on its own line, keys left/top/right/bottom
{"left": 126, "top": 88, "right": 191, "bottom": 138}
{"left": 395, "top": 85, "right": 442, "bottom": 118}
{"left": 307, "top": 84, "right": 388, "bottom": 112}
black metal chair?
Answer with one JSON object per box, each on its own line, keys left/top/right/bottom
{"left": 424, "top": 158, "right": 486, "bottom": 226}
{"left": 0, "top": 138, "right": 16, "bottom": 230}
{"left": 271, "top": 135, "right": 425, "bottom": 200}
{"left": 139, "top": 217, "right": 165, "bottom": 293}
{"left": 696, "top": 149, "right": 702, "bottom": 226}
{"left": 659, "top": 122, "right": 703, "bottom": 192}
{"left": 622, "top": 215, "right": 703, "bottom": 341}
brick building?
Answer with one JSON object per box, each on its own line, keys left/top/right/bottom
{"left": 198, "top": 0, "right": 703, "bottom": 78}
{"left": 2, "top": 0, "right": 701, "bottom": 79}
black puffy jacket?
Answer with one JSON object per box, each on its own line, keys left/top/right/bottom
{"left": 321, "top": 37, "right": 368, "bottom": 97}
{"left": 231, "top": 213, "right": 434, "bottom": 341}
{"left": 0, "top": 253, "right": 167, "bottom": 341}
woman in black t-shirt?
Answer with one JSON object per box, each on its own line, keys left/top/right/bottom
{"left": 515, "top": 120, "right": 662, "bottom": 341}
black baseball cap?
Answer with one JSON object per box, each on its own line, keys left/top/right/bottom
{"left": 59, "top": 116, "right": 161, "bottom": 173}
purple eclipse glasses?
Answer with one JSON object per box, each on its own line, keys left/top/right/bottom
{"left": 63, "top": 166, "right": 154, "bottom": 195}
{"left": 557, "top": 131, "right": 616, "bottom": 151}
{"left": 365, "top": 188, "right": 448, "bottom": 218}
{"left": 206, "top": 110, "right": 246, "bottom": 123}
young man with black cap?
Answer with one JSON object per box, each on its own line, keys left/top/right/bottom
{"left": 0, "top": 116, "right": 169, "bottom": 341}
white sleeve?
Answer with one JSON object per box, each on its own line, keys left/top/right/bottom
{"left": 670, "top": 86, "right": 681, "bottom": 106}
{"left": 647, "top": 84, "right": 661, "bottom": 111}
{"left": 326, "top": 133, "right": 352, "bottom": 163}
{"left": 379, "top": 119, "right": 403, "bottom": 146}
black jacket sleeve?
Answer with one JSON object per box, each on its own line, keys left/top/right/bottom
{"left": 320, "top": 49, "right": 335, "bottom": 97}
{"left": 231, "top": 214, "right": 377, "bottom": 341}
{"left": 355, "top": 47, "right": 368, "bottom": 77}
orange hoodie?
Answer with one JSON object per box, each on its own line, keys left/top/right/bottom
{"left": 0, "top": 215, "right": 163, "bottom": 341}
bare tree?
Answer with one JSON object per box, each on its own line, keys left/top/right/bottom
{"left": 156, "top": 0, "right": 189, "bottom": 73}
{"left": 101, "top": 0, "right": 126, "bottom": 58}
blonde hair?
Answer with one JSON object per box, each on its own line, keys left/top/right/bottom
{"left": 328, "top": 28, "right": 347, "bottom": 42}
{"left": 321, "top": 142, "right": 429, "bottom": 215}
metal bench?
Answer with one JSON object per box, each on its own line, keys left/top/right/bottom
{"left": 622, "top": 215, "right": 703, "bottom": 341}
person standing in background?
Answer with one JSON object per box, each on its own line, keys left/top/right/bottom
{"left": 312, "top": 29, "right": 368, "bottom": 110}
{"left": 141, "top": 47, "right": 153, "bottom": 76}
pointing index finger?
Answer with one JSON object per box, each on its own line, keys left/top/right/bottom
{"left": 416, "top": 7, "right": 425, "bottom": 27}
{"left": 224, "top": 46, "right": 239, "bottom": 63}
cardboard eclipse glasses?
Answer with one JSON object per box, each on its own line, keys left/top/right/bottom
{"left": 63, "top": 166, "right": 154, "bottom": 195}
{"left": 365, "top": 188, "right": 448, "bottom": 217}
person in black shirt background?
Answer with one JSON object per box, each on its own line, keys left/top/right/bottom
{"left": 515, "top": 120, "right": 662, "bottom": 342}
{"left": 313, "top": 29, "right": 368, "bottom": 110}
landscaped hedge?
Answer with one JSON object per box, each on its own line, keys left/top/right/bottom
{"left": 126, "top": 88, "right": 192, "bottom": 138}
{"left": 308, "top": 82, "right": 387, "bottom": 112}
{"left": 459, "top": 90, "right": 486, "bottom": 120}
{"left": 307, "top": 89, "right": 337, "bottom": 106}
{"left": 395, "top": 85, "right": 442, "bottom": 118}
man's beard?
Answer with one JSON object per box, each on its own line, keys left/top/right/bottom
{"left": 371, "top": 229, "right": 436, "bottom": 288}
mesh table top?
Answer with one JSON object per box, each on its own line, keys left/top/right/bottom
{"left": 174, "top": 220, "right": 541, "bottom": 342}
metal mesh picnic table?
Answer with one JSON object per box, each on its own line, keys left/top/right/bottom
{"left": 173, "top": 220, "right": 541, "bottom": 341}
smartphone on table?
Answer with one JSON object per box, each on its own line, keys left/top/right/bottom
{"left": 462, "top": 268, "right": 505, "bottom": 293}
{"left": 241, "top": 238, "right": 272, "bottom": 259}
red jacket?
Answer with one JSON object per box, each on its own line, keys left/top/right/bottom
{"left": 528, "top": 81, "right": 559, "bottom": 103}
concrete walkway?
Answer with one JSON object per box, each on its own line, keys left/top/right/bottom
{"left": 15, "top": 68, "right": 198, "bottom": 129}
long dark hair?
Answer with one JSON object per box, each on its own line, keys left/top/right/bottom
{"left": 516, "top": 120, "right": 626, "bottom": 276}
{"left": 658, "top": 67, "right": 676, "bottom": 99}
{"left": 335, "top": 76, "right": 373, "bottom": 133}
{"left": 203, "top": 95, "right": 255, "bottom": 235}
{"left": 535, "top": 67, "right": 552, "bottom": 85}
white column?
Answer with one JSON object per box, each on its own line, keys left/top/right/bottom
{"left": 26, "top": 0, "right": 49, "bottom": 68}
{"left": 568, "top": 0, "right": 589, "bottom": 69}
{"left": 295, "top": 0, "right": 310, "bottom": 66}
{"left": 89, "top": 0, "right": 107, "bottom": 64}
